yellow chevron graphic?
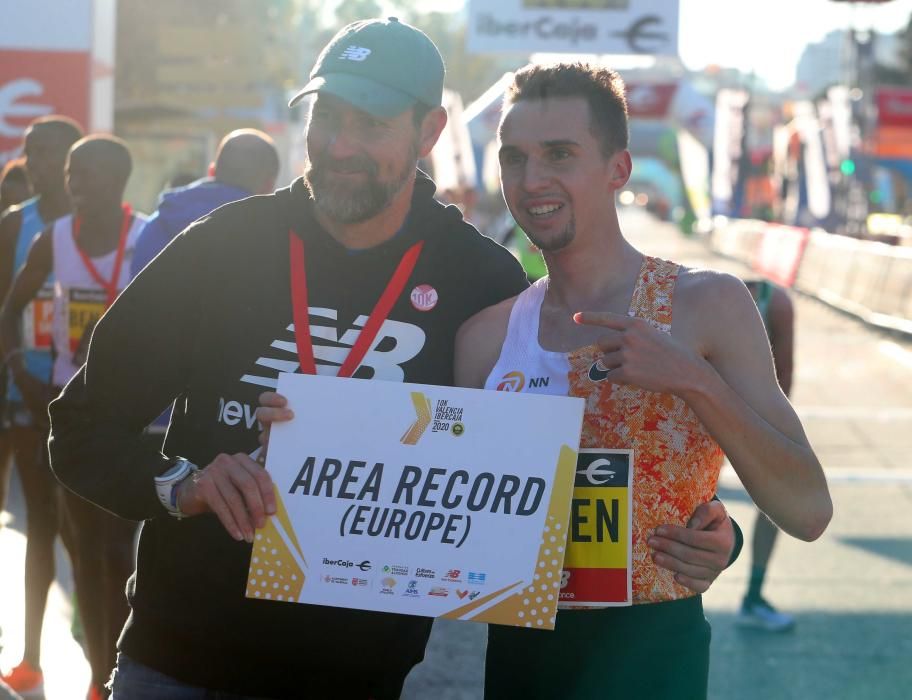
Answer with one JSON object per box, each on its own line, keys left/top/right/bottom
{"left": 401, "top": 392, "right": 432, "bottom": 445}
{"left": 246, "top": 487, "right": 307, "bottom": 603}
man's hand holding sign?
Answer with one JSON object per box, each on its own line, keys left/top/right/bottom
{"left": 175, "top": 452, "right": 276, "bottom": 543}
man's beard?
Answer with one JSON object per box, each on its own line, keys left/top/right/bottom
{"left": 305, "top": 142, "right": 417, "bottom": 224}
{"left": 523, "top": 215, "right": 576, "bottom": 253}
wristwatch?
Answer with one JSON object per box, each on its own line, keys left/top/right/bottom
{"left": 154, "top": 458, "right": 198, "bottom": 518}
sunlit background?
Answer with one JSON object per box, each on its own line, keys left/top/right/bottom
{"left": 2, "top": 2, "right": 912, "bottom": 699}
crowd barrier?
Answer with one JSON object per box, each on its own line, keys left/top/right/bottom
{"left": 708, "top": 218, "right": 912, "bottom": 336}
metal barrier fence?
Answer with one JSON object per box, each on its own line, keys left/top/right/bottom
{"left": 708, "top": 219, "right": 912, "bottom": 336}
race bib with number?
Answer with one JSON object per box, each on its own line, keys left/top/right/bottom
{"left": 559, "top": 448, "right": 632, "bottom": 608}
{"left": 67, "top": 288, "right": 106, "bottom": 358}
{"left": 22, "top": 286, "right": 54, "bottom": 351}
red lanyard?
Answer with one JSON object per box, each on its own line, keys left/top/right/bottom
{"left": 288, "top": 231, "right": 423, "bottom": 377}
{"left": 72, "top": 204, "right": 132, "bottom": 308}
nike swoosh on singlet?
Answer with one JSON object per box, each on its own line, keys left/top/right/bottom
{"left": 588, "top": 361, "right": 611, "bottom": 382}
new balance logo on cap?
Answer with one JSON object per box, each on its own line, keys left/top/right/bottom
{"left": 289, "top": 18, "right": 445, "bottom": 116}
{"left": 339, "top": 46, "right": 371, "bottom": 61}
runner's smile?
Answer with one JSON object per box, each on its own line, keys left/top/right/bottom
{"left": 526, "top": 201, "right": 565, "bottom": 220}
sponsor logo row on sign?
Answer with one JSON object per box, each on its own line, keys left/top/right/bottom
{"left": 320, "top": 559, "right": 487, "bottom": 600}
{"left": 322, "top": 559, "right": 487, "bottom": 585}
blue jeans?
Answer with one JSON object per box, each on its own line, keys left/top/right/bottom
{"left": 109, "top": 655, "right": 272, "bottom": 700}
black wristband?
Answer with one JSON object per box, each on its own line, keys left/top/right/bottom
{"left": 712, "top": 494, "right": 744, "bottom": 568}
{"left": 727, "top": 513, "right": 744, "bottom": 568}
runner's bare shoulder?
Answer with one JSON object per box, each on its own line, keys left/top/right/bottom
{"left": 455, "top": 295, "right": 521, "bottom": 389}
{"left": 671, "top": 266, "right": 759, "bottom": 351}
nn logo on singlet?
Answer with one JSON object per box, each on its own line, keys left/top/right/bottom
{"left": 496, "top": 371, "right": 550, "bottom": 392}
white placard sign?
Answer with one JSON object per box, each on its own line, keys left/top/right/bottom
{"left": 466, "top": 0, "right": 679, "bottom": 56}
{"left": 246, "top": 374, "right": 584, "bottom": 630}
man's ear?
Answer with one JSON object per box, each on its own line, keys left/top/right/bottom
{"left": 207, "top": 162, "right": 216, "bottom": 178}
{"left": 417, "top": 106, "right": 448, "bottom": 159}
{"left": 607, "top": 149, "right": 632, "bottom": 191}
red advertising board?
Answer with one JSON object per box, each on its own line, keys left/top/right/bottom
{"left": 0, "top": 49, "right": 90, "bottom": 159}
{"left": 752, "top": 224, "right": 811, "bottom": 288}
{"left": 876, "top": 87, "right": 912, "bottom": 129}
{"left": 625, "top": 83, "right": 677, "bottom": 119}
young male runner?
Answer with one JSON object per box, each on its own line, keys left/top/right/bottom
{"left": 0, "top": 157, "right": 32, "bottom": 517}
{"left": 2, "top": 135, "right": 144, "bottom": 700}
{"left": 454, "top": 63, "right": 832, "bottom": 699}
{"left": 0, "top": 116, "right": 83, "bottom": 697}
{"left": 0, "top": 157, "right": 30, "bottom": 518}
{"left": 737, "top": 278, "right": 798, "bottom": 632}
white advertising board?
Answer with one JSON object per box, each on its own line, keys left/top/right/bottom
{"left": 466, "top": 0, "right": 679, "bottom": 56}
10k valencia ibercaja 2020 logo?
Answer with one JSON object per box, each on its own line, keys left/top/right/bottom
{"left": 401, "top": 393, "right": 467, "bottom": 445}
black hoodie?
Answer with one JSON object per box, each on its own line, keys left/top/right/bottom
{"left": 49, "top": 174, "right": 528, "bottom": 698}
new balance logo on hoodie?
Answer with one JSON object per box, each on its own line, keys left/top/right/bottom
{"left": 240, "top": 306, "right": 426, "bottom": 389}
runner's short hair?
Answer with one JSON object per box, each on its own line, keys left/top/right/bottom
{"left": 30, "top": 115, "right": 84, "bottom": 151}
{"left": 503, "top": 62, "right": 629, "bottom": 158}
{"left": 70, "top": 135, "right": 132, "bottom": 186}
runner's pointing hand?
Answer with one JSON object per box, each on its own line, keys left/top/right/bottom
{"left": 573, "top": 311, "right": 713, "bottom": 396}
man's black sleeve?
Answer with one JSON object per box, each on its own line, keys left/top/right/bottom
{"left": 48, "top": 226, "right": 205, "bottom": 521}
{"left": 475, "top": 231, "right": 531, "bottom": 304}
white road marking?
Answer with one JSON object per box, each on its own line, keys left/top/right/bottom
{"left": 794, "top": 406, "right": 912, "bottom": 420}
{"left": 879, "top": 340, "right": 912, "bottom": 370}
{"left": 720, "top": 464, "right": 912, "bottom": 486}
